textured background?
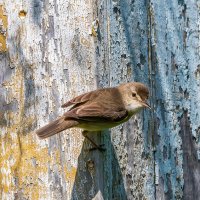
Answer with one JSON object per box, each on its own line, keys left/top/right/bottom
{"left": 0, "top": 0, "right": 200, "bottom": 199}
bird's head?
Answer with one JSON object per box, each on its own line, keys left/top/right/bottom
{"left": 118, "top": 82, "right": 150, "bottom": 114}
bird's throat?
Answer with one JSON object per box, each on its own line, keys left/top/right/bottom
{"left": 126, "top": 102, "right": 143, "bottom": 114}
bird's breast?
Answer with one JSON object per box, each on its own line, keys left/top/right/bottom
{"left": 76, "top": 115, "right": 131, "bottom": 131}
{"left": 77, "top": 122, "right": 119, "bottom": 131}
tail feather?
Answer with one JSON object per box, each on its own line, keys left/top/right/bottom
{"left": 36, "top": 117, "right": 78, "bottom": 139}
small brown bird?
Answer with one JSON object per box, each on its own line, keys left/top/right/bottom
{"left": 36, "top": 82, "right": 150, "bottom": 151}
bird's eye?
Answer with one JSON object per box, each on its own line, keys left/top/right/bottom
{"left": 132, "top": 93, "right": 136, "bottom": 97}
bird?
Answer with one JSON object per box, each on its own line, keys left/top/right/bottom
{"left": 35, "top": 82, "right": 150, "bottom": 151}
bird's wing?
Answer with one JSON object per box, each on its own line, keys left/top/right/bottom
{"left": 64, "top": 88, "right": 128, "bottom": 122}
{"left": 61, "top": 89, "right": 102, "bottom": 108}
{"left": 62, "top": 87, "right": 128, "bottom": 122}
{"left": 64, "top": 102, "right": 128, "bottom": 123}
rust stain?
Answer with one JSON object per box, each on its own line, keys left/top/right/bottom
{"left": 49, "top": 149, "right": 62, "bottom": 172}
{"left": 0, "top": 67, "right": 49, "bottom": 199}
{"left": 18, "top": 10, "right": 27, "bottom": 19}
{"left": 15, "top": 135, "right": 49, "bottom": 200}
{"left": 0, "top": 131, "right": 18, "bottom": 194}
{"left": 0, "top": 133, "right": 50, "bottom": 199}
{"left": 0, "top": 5, "right": 7, "bottom": 52}
{"left": 64, "top": 165, "right": 77, "bottom": 183}
{"left": 80, "top": 37, "right": 90, "bottom": 48}
{"left": 2, "top": 67, "right": 23, "bottom": 98}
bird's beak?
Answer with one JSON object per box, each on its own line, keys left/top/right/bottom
{"left": 142, "top": 101, "right": 151, "bottom": 109}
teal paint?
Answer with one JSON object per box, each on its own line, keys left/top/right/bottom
{"left": 97, "top": 0, "right": 155, "bottom": 199}
{"left": 149, "top": 0, "right": 200, "bottom": 199}
{"left": 98, "top": 0, "right": 200, "bottom": 199}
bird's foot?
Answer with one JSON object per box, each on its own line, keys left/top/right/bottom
{"left": 82, "top": 130, "right": 106, "bottom": 152}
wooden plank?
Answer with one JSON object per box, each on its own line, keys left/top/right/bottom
{"left": 149, "top": 0, "right": 200, "bottom": 199}
{"left": 96, "top": 0, "right": 155, "bottom": 199}
{"left": 0, "top": 1, "right": 105, "bottom": 199}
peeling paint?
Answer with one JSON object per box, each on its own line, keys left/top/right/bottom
{"left": 0, "top": 5, "right": 7, "bottom": 52}
{"left": 64, "top": 166, "right": 77, "bottom": 183}
{"left": 149, "top": 0, "right": 200, "bottom": 199}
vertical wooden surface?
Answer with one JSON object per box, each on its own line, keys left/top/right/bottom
{"left": 0, "top": 0, "right": 200, "bottom": 200}
{"left": 0, "top": 1, "right": 103, "bottom": 199}
{"left": 149, "top": 0, "right": 200, "bottom": 199}
{"left": 97, "top": 0, "right": 154, "bottom": 199}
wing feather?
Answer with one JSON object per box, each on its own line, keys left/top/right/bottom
{"left": 61, "top": 89, "right": 103, "bottom": 108}
{"left": 62, "top": 87, "right": 128, "bottom": 122}
{"left": 64, "top": 103, "right": 128, "bottom": 123}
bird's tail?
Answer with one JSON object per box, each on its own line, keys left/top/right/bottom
{"left": 36, "top": 117, "right": 78, "bottom": 139}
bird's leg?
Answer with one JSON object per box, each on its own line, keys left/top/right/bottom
{"left": 82, "top": 131, "right": 106, "bottom": 152}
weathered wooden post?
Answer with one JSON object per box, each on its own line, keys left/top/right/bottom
{"left": 148, "top": 1, "right": 200, "bottom": 199}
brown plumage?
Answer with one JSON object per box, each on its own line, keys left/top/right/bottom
{"left": 36, "top": 117, "right": 78, "bottom": 139}
{"left": 35, "top": 82, "right": 150, "bottom": 140}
